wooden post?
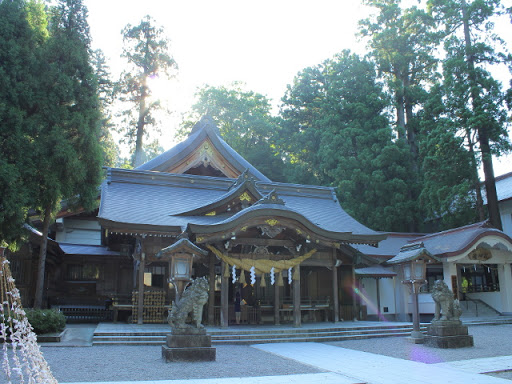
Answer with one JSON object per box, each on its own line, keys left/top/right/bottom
{"left": 220, "top": 260, "right": 229, "bottom": 328}
{"left": 376, "top": 278, "right": 381, "bottom": 321}
{"left": 274, "top": 276, "right": 280, "bottom": 325}
{"left": 137, "top": 252, "right": 145, "bottom": 325}
{"left": 332, "top": 250, "right": 339, "bottom": 322}
{"left": 208, "top": 254, "right": 216, "bottom": 325}
{"left": 352, "top": 265, "right": 357, "bottom": 321}
{"left": 293, "top": 264, "right": 301, "bottom": 328}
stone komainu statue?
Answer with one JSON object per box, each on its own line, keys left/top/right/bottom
{"left": 168, "top": 277, "right": 209, "bottom": 329}
{"left": 431, "top": 280, "right": 462, "bottom": 321}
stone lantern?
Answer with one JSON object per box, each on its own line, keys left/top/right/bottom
{"left": 156, "top": 238, "right": 208, "bottom": 303}
{"left": 388, "top": 242, "right": 436, "bottom": 343}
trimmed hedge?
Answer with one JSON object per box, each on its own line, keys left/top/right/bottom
{"left": 25, "top": 309, "right": 66, "bottom": 335}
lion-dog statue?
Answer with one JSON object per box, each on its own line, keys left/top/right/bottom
{"left": 168, "top": 277, "right": 209, "bottom": 329}
{"left": 431, "top": 280, "right": 462, "bottom": 321}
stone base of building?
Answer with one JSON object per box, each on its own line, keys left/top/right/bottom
{"left": 162, "top": 328, "right": 216, "bottom": 362}
{"left": 425, "top": 320, "right": 474, "bottom": 348}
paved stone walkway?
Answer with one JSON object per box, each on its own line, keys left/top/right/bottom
{"left": 254, "top": 342, "right": 512, "bottom": 384}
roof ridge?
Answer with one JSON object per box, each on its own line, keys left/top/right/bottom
{"left": 412, "top": 220, "right": 491, "bottom": 241}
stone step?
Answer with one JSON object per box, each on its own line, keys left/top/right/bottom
{"left": 210, "top": 327, "right": 427, "bottom": 340}
{"left": 92, "top": 330, "right": 422, "bottom": 346}
{"left": 92, "top": 325, "right": 428, "bottom": 346}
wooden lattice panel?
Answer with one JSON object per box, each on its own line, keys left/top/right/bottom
{"left": 132, "top": 290, "right": 166, "bottom": 323}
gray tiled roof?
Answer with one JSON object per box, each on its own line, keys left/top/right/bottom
{"left": 354, "top": 221, "right": 512, "bottom": 261}
{"left": 481, "top": 171, "right": 512, "bottom": 204}
{"left": 58, "top": 243, "right": 120, "bottom": 256}
{"left": 355, "top": 265, "right": 397, "bottom": 277}
{"left": 496, "top": 172, "right": 512, "bottom": 202}
{"left": 412, "top": 221, "right": 512, "bottom": 258}
{"left": 136, "top": 117, "right": 271, "bottom": 182}
{"left": 98, "top": 168, "right": 381, "bottom": 240}
{"left": 353, "top": 233, "right": 423, "bottom": 259}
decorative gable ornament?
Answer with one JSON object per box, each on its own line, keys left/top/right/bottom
{"left": 255, "top": 190, "right": 285, "bottom": 206}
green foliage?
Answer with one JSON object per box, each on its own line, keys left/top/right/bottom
{"left": 428, "top": 0, "right": 512, "bottom": 230}
{"left": 419, "top": 85, "right": 480, "bottom": 229}
{"left": 280, "top": 51, "right": 418, "bottom": 231}
{"left": 92, "top": 49, "right": 119, "bottom": 168}
{"left": 182, "top": 83, "right": 288, "bottom": 181}
{"left": 0, "top": 0, "right": 48, "bottom": 245}
{"left": 117, "top": 15, "right": 177, "bottom": 167}
{"left": 25, "top": 309, "right": 66, "bottom": 335}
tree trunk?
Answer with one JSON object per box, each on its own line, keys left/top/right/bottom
{"left": 34, "top": 203, "right": 53, "bottom": 309}
{"left": 133, "top": 76, "right": 148, "bottom": 168}
{"left": 395, "top": 80, "right": 406, "bottom": 140}
{"left": 465, "top": 128, "right": 486, "bottom": 221}
{"left": 462, "top": 0, "right": 503, "bottom": 230}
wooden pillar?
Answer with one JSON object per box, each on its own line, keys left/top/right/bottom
{"left": 208, "top": 254, "right": 216, "bottom": 325}
{"left": 293, "top": 265, "right": 301, "bottom": 328}
{"left": 220, "top": 260, "right": 229, "bottom": 328}
{"left": 137, "top": 252, "right": 145, "bottom": 325}
{"left": 274, "top": 275, "right": 280, "bottom": 325}
{"left": 352, "top": 265, "right": 357, "bottom": 321}
{"left": 376, "top": 278, "right": 381, "bottom": 321}
{"left": 332, "top": 250, "right": 339, "bottom": 322}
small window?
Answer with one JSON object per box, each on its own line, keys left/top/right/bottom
{"left": 66, "top": 264, "right": 102, "bottom": 281}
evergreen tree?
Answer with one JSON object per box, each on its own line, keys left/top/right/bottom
{"left": 92, "top": 49, "right": 118, "bottom": 167}
{"left": 0, "top": 0, "right": 48, "bottom": 247}
{"left": 428, "top": 0, "right": 512, "bottom": 230}
{"left": 31, "top": 0, "right": 103, "bottom": 308}
{"left": 280, "top": 51, "right": 416, "bottom": 231}
{"left": 182, "top": 83, "right": 288, "bottom": 182}
{"left": 117, "top": 15, "right": 177, "bottom": 167}
{"left": 419, "top": 84, "right": 481, "bottom": 229}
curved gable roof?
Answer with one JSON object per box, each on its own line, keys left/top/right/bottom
{"left": 175, "top": 171, "right": 264, "bottom": 216}
{"left": 136, "top": 116, "right": 271, "bottom": 182}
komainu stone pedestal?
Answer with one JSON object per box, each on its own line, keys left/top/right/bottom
{"left": 425, "top": 320, "right": 474, "bottom": 348}
{"left": 162, "top": 328, "right": 216, "bottom": 362}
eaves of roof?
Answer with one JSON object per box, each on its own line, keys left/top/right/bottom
{"left": 187, "top": 204, "right": 386, "bottom": 245}
{"left": 97, "top": 217, "right": 183, "bottom": 235}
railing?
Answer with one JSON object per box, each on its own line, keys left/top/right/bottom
{"left": 459, "top": 291, "right": 479, "bottom": 317}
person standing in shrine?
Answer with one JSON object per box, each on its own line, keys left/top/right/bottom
{"left": 234, "top": 291, "right": 242, "bottom": 324}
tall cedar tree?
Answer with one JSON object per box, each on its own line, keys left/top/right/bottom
{"left": 419, "top": 83, "right": 481, "bottom": 229}
{"left": 428, "top": 0, "right": 512, "bottom": 230}
{"left": 280, "top": 51, "right": 416, "bottom": 232}
{"left": 32, "top": 0, "right": 103, "bottom": 308}
{"left": 181, "top": 84, "right": 287, "bottom": 181}
{"left": 359, "top": 0, "right": 440, "bottom": 231}
{"left": 92, "top": 49, "right": 119, "bottom": 167}
{"left": 0, "top": 0, "right": 47, "bottom": 248}
{"left": 117, "top": 16, "right": 177, "bottom": 167}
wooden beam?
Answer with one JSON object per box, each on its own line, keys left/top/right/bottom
{"left": 232, "top": 238, "right": 295, "bottom": 247}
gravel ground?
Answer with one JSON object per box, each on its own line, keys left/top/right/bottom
{"left": 2, "top": 324, "right": 512, "bottom": 383}
{"left": 36, "top": 344, "right": 323, "bottom": 383}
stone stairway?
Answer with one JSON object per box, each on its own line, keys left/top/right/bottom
{"left": 92, "top": 323, "right": 428, "bottom": 346}
{"left": 459, "top": 299, "right": 501, "bottom": 318}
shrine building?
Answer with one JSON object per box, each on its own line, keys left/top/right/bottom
{"left": 7, "top": 116, "right": 512, "bottom": 325}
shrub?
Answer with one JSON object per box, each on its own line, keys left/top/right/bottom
{"left": 25, "top": 309, "right": 66, "bottom": 335}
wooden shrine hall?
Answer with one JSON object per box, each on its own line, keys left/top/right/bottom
{"left": 97, "top": 116, "right": 386, "bottom": 327}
